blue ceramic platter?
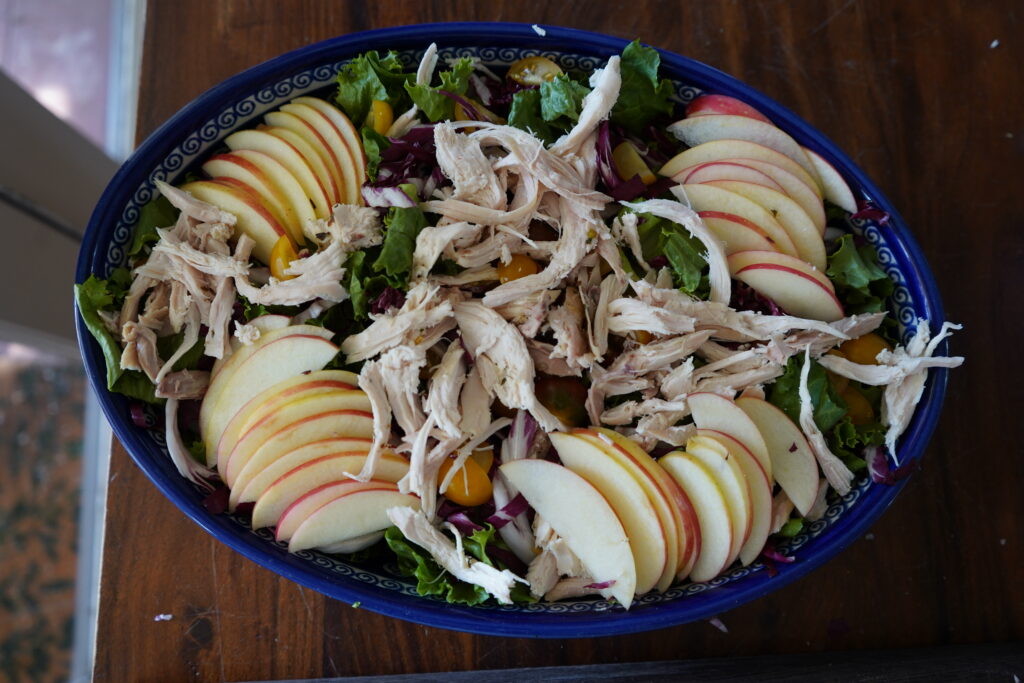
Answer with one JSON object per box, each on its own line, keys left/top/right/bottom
{"left": 75, "top": 23, "right": 949, "bottom": 637}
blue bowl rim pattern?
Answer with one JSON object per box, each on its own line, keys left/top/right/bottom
{"left": 75, "top": 22, "right": 949, "bottom": 638}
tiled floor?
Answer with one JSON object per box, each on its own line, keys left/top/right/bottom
{"left": 0, "top": 1, "right": 118, "bottom": 681}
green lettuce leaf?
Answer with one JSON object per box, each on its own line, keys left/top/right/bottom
{"left": 405, "top": 57, "right": 474, "bottom": 122}
{"left": 539, "top": 74, "right": 590, "bottom": 125}
{"left": 826, "top": 234, "right": 894, "bottom": 314}
{"left": 372, "top": 206, "right": 429, "bottom": 283}
{"left": 767, "top": 355, "right": 848, "bottom": 433}
{"left": 128, "top": 194, "right": 177, "bottom": 257}
{"left": 611, "top": 40, "right": 676, "bottom": 134}
{"left": 507, "top": 89, "right": 557, "bottom": 144}
{"left": 633, "top": 212, "right": 710, "bottom": 298}
{"left": 335, "top": 51, "right": 414, "bottom": 124}
{"left": 384, "top": 524, "right": 533, "bottom": 606}
{"left": 360, "top": 125, "right": 390, "bottom": 180}
{"left": 156, "top": 331, "right": 205, "bottom": 373}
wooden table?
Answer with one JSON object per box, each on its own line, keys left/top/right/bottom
{"left": 94, "top": 2, "right": 1023, "bottom": 680}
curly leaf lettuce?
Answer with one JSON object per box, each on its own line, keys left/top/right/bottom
{"left": 405, "top": 57, "right": 475, "bottom": 122}
{"left": 335, "top": 51, "right": 414, "bottom": 124}
{"left": 612, "top": 40, "right": 676, "bottom": 134}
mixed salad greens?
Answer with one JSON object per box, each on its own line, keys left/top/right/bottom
{"left": 77, "top": 40, "right": 963, "bottom": 608}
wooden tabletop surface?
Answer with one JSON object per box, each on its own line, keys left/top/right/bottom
{"left": 94, "top": 1, "right": 1023, "bottom": 680}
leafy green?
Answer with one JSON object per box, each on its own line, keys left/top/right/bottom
{"left": 239, "top": 298, "right": 304, "bottom": 321}
{"left": 335, "top": 51, "right": 414, "bottom": 123}
{"left": 826, "top": 235, "right": 894, "bottom": 314}
{"left": 372, "top": 206, "right": 429, "bottom": 283}
{"left": 128, "top": 195, "right": 177, "bottom": 257}
{"left": 360, "top": 125, "right": 390, "bottom": 180}
{"left": 767, "top": 355, "right": 848, "bottom": 433}
{"left": 633, "top": 212, "right": 710, "bottom": 298}
{"left": 507, "top": 89, "right": 557, "bottom": 144}
{"left": 611, "top": 40, "right": 676, "bottom": 134}
{"left": 405, "top": 57, "right": 474, "bottom": 122}
{"left": 539, "top": 74, "right": 591, "bottom": 125}
{"left": 778, "top": 518, "right": 804, "bottom": 538}
{"left": 76, "top": 274, "right": 161, "bottom": 404}
{"left": 384, "top": 524, "right": 533, "bottom": 606}
{"left": 156, "top": 331, "right": 205, "bottom": 373}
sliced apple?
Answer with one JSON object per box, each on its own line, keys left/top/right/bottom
{"left": 697, "top": 429, "right": 773, "bottom": 566}
{"left": 284, "top": 481, "right": 419, "bottom": 550}
{"left": 500, "top": 459, "right": 637, "bottom": 607}
{"left": 224, "top": 129, "right": 333, "bottom": 218}
{"left": 291, "top": 96, "right": 367, "bottom": 199}
{"left": 221, "top": 149, "right": 318, "bottom": 242}
{"left": 231, "top": 436, "right": 373, "bottom": 510}
{"left": 679, "top": 183, "right": 798, "bottom": 258}
{"left": 251, "top": 451, "right": 408, "bottom": 529}
{"left": 659, "top": 451, "right": 733, "bottom": 583}
{"left": 683, "top": 161, "right": 784, "bottom": 192}
{"left": 685, "top": 94, "right": 773, "bottom": 124}
{"left": 179, "top": 180, "right": 287, "bottom": 264}
{"left": 550, "top": 432, "right": 669, "bottom": 595}
{"left": 224, "top": 313, "right": 292, "bottom": 357}
{"left": 661, "top": 139, "right": 820, "bottom": 197}
{"left": 202, "top": 153, "right": 305, "bottom": 243}
{"left": 699, "top": 211, "right": 781, "bottom": 254}
{"left": 262, "top": 125, "right": 341, "bottom": 208}
{"left": 214, "top": 369, "right": 360, "bottom": 469}
{"left": 685, "top": 435, "right": 752, "bottom": 567}
{"left": 804, "top": 147, "right": 857, "bottom": 214}
{"left": 686, "top": 392, "right": 771, "bottom": 479}
{"left": 735, "top": 396, "right": 820, "bottom": 516}
{"left": 223, "top": 390, "right": 372, "bottom": 486}
{"left": 199, "top": 325, "right": 336, "bottom": 465}
{"left": 667, "top": 116, "right": 822, "bottom": 188}
{"left": 263, "top": 112, "right": 346, "bottom": 206}
{"left": 705, "top": 180, "right": 825, "bottom": 269}
{"left": 575, "top": 428, "right": 701, "bottom": 582}
{"left": 728, "top": 249, "right": 834, "bottom": 292}
{"left": 728, "top": 251, "right": 845, "bottom": 322}
{"left": 723, "top": 158, "right": 826, "bottom": 233}
{"left": 280, "top": 101, "right": 361, "bottom": 205}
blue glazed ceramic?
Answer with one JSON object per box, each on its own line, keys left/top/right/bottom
{"left": 75, "top": 23, "right": 950, "bottom": 637}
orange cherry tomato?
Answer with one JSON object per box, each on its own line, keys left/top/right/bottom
{"left": 507, "top": 56, "right": 563, "bottom": 86}
{"left": 438, "top": 456, "right": 493, "bottom": 506}
{"left": 838, "top": 333, "right": 892, "bottom": 366}
{"left": 269, "top": 235, "right": 299, "bottom": 280}
{"left": 535, "top": 376, "right": 589, "bottom": 428}
{"left": 633, "top": 330, "right": 653, "bottom": 345}
{"left": 840, "top": 385, "right": 875, "bottom": 426}
{"left": 612, "top": 141, "right": 657, "bottom": 185}
{"left": 469, "top": 446, "right": 494, "bottom": 474}
{"left": 496, "top": 253, "right": 539, "bottom": 283}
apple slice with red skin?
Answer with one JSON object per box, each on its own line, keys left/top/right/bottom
{"left": 201, "top": 155, "right": 300, "bottom": 239}
{"left": 735, "top": 396, "right": 820, "bottom": 516}
{"left": 214, "top": 369, "right": 359, "bottom": 470}
{"left": 699, "top": 211, "right": 781, "bottom": 255}
{"left": 706, "top": 180, "right": 826, "bottom": 270}
{"left": 216, "top": 314, "right": 293, "bottom": 371}
{"left": 680, "top": 184, "right": 799, "bottom": 258}
{"left": 500, "top": 458, "right": 637, "bottom": 607}
{"left": 721, "top": 158, "right": 826, "bottom": 233}
{"left": 667, "top": 115, "right": 823, "bottom": 188}
{"left": 262, "top": 125, "right": 342, "bottom": 208}
{"left": 728, "top": 251, "right": 845, "bottom": 322}
{"left": 281, "top": 101, "right": 362, "bottom": 205}
{"left": 574, "top": 428, "right": 701, "bottom": 582}
{"left": 683, "top": 161, "right": 785, "bottom": 192}
{"left": 662, "top": 139, "right": 821, "bottom": 197}
{"left": 684, "top": 435, "right": 753, "bottom": 568}
{"left": 291, "top": 97, "right": 367, "bottom": 199}
{"left": 216, "top": 149, "right": 318, "bottom": 243}
{"left": 659, "top": 451, "right": 733, "bottom": 583}
{"left": 685, "top": 94, "right": 773, "bottom": 124}
{"left": 224, "top": 129, "right": 333, "bottom": 218}
{"left": 199, "top": 326, "right": 337, "bottom": 466}
{"left": 686, "top": 393, "right": 772, "bottom": 480}
{"left": 264, "top": 111, "right": 346, "bottom": 206}
{"left": 179, "top": 180, "right": 288, "bottom": 264}
{"left": 231, "top": 436, "right": 372, "bottom": 510}
{"left": 728, "top": 250, "right": 834, "bottom": 292}
{"left": 804, "top": 147, "right": 857, "bottom": 214}
{"left": 550, "top": 432, "right": 669, "bottom": 595}
{"left": 695, "top": 429, "right": 773, "bottom": 566}
{"left": 223, "top": 390, "right": 372, "bottom": 487}
{"left": 251, "top": 450, "right": 408, "bottom": 529}
{"left": 283, "top": 481, "right": 419, "bottom": 550}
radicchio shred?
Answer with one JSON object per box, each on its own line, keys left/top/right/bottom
{"left": 865, "top": 446, "right": 919, "bottom": 485}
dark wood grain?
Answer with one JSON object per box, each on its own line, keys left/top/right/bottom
{"left": 95, "top": 1, "right": 1024, "bottom": 680}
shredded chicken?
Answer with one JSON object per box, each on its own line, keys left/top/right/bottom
{"left": 341, "top": 282, "right": 455, "bottom": 363}
{"left": 798, "top": 347, "right": 854, "bottom": 495}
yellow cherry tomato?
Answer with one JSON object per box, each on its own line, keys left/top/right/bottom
{"left": 840, "top": 385, "right": 875, "bottom": 426}
{"left": 365, "top": 99, "right": 394, "bottom": 136}
{"left": 825, "top": 349, "right": 850, "bottom": 393}
{"left": 269, "top": 235, "right": 299, "bottom": 280}
{"left": 612, "top": 141, "right": 657, "bottom": 185}
{"left": 496, "top": 253, "right": 539, "bottom": 283}
{"left": 839, "top": 333, "right": 893, "bottom": 366}
{"left": 469, "top": 446, "right": 494, "bottom": 473}
{"left": 438, "top": 456, "right": 493, "bottom": 506}
{"left": 507, "top": 56, "right": 563, "bottom": 85}
{"left": 633, "top": 330, "right": 653, "bottom": 345}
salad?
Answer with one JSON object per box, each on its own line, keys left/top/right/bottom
{"left": 76, "top": 40, "right": 963, "bottom": 608}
